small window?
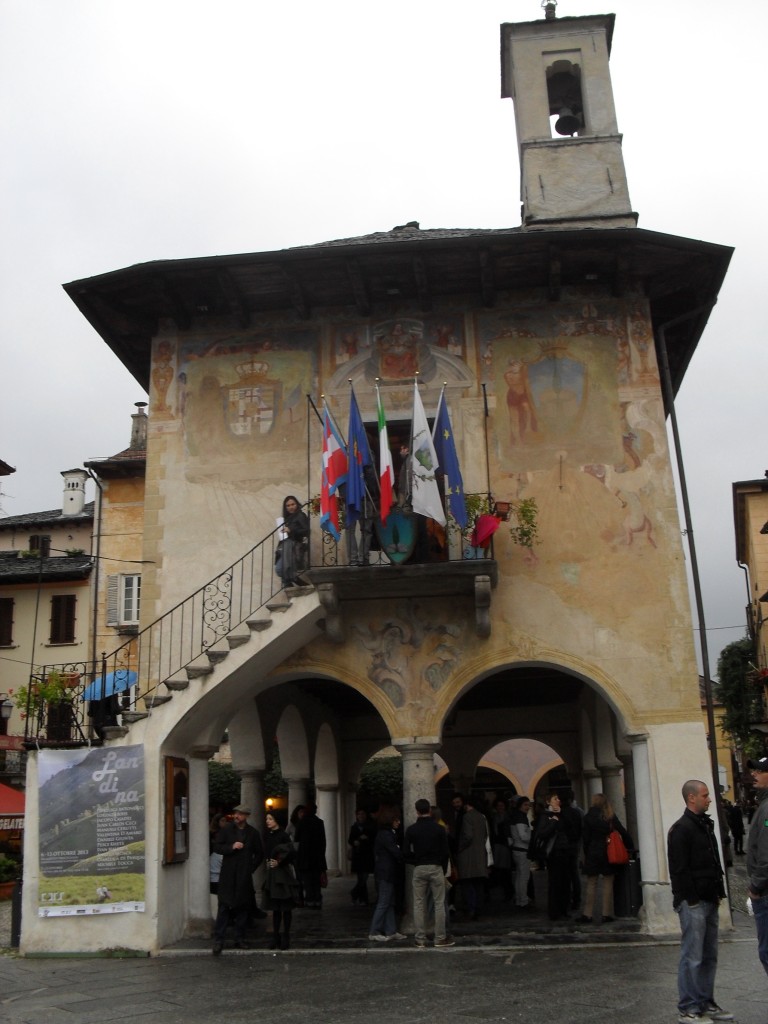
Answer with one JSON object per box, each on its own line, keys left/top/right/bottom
{"left": 50, "top": 594, "right": 76, "bottom": 644}
{"left": 121, "top": 574, "right": 141, "bottom": 624}
{"left": 0, "top": 598, "right": 13, "bottom": 646}
{"left": 29, "top": 535, "right": 51, "bottom": 557}
{"left": 106, "top": 574, "right": 141, "bottom": 626}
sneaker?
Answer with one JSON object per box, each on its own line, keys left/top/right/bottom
{"left": 678, "top": 1013, "right": 713, "bottom": 1024}
{"left": 388, "top": 932, "right": 406, "bottom": 941}
{"left": 212, "top": 941, "right": 223, "bottom": 956}
{"left": 368, "top": 933, "right": 388, "bottom": 942}
{"left": 705, "top": 1006, "right": 734, "bottom": 1021}
{"left": 434, "top": 937, "right": 456, "bottom": 947}
{"left": 414, "top": 939, "right": 427, "bottom": 948}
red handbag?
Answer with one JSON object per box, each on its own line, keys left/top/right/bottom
{"left": 606, "top": 829, "right": 629, "bottom": 865}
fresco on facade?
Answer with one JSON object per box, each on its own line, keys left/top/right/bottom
{"left": 176, "top": 330, "right": 318, "bottom": 463}
{"left": 353, "top": 599, "right": 465, "bottom": 708}
{"left": 329, "top": 314, "right": 467, "bottom": 390}
{"left": 475, "top": 295, "right": 676, "bottom": 626}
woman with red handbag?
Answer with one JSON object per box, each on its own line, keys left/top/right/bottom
{"left": 575, "top": 793, "right": 633, "bottom": 925}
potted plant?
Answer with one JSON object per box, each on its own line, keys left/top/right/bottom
{"left": 0, "top": 853, "right": 19, "bottom": 900}
{"left": 13, "top": 668, "right": 80, "bottom": 740}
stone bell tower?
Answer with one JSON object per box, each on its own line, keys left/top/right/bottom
{"left": 501, "top": 4, "right": 636, "bottom": 230}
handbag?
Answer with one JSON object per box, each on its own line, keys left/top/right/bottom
{"left": 606, "top": 829, "right": 629, "bottom": 865}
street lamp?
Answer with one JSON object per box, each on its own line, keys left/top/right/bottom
{"left": 0, "top": 696, "right": 13, "bottom": 721}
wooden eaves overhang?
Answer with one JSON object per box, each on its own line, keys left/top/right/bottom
{"left": 63, "top": 224, "right": 733, "bottom": 408}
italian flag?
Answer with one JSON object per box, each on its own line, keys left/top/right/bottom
{"left": 377, "top": 386, "right": 394, "bottom": 524}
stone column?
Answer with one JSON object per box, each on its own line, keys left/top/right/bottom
{"left": 618, "top": 751, "right": 638, "bottom": 845}
{"left": 583, "top": 767, "right": 602, "bottom": 801}
{"left": 188, "top": 747, "right": 218, "bottom": 935}
{"left": 394, "top": 740, "right": 441, "bottom": 934}
{"left": 395, "top": 741, "right": 441, "bottom": 827}
{"left": 285, "top": 776, "right": 310, "bottom": 815}
{"left": 599, "top": 763, "right": 626, "bottom": 821}
{"left": 238, "top": 768, "right": 265, "bottom": 821}
{"left": 237, "top": 768, "right": 266, "bottom": 895}
{"left": 316, "top": 785, "right": 340, "bottom": 873}
{"left": 626, "top": 732, "right": 670, "bottom": 933}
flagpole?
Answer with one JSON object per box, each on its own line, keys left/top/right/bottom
{"left": 482, "top": 382, "right": 492, "bottom": 507}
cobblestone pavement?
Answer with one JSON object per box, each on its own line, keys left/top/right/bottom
{"left": 0, "top": 859, "right": 763, "bottom": 1024}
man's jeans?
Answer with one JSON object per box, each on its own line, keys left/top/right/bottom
{"left": 413, "top": 864, "right": 447, "bottom": 942}
{"left": 676, "top": 899, "right": 719, "bottom": 1013}
{"left": 752, "top": 894, "right": 768, "bottom": 977}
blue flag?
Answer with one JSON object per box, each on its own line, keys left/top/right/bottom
{"left": 432, "top": 391, "right": 467, "bottom": 528}
{"left": 346, "top": 388, "right": 373, "bottom": 527}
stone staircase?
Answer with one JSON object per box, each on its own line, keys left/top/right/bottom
{"left": 101, "top": 583, "right": 322, "bottom": 740}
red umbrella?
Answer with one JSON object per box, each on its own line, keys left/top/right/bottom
{"left": 470, "top": 513, "right": 501, "bottom": 548}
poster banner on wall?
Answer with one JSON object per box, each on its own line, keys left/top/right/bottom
{"left": 37, "top": 745, "right": 145, "bottom": 917}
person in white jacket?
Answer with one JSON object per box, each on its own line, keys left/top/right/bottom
{"left": 509, "top": 795, "right": 533, "bottom": 909}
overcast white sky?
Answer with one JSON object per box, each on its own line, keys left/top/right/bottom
{"left": 0, "top": 0, "right": 763, "bottom": 678}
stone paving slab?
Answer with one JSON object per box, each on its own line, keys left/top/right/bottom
{"left": 0, "top": 928, "right": 765, "bottom": 1024}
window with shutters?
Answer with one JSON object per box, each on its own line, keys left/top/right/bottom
{"left": 29, "top": 534, "right": 51, "bottom": 557}
{"left": 0, "top": 598, "right": 13, "bottom": 646}
{"left": 49, "top": 594, "right": 76, "bottom": 644}
{"left": 106, "top": 574, "right": 141, "bottom": 626}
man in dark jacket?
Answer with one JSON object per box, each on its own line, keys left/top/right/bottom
{"left": 667, "top": 780, "right": 731, "bottom": 1024}
{"left": 746, "top": 756, "right": 768, "bottom": 980}
{"left": 295, "top": 803, "right": 327, "bottom": 908}
{"left": 212, "top": 804, "right": 264, "bottom": 955}
{"left": 404, "top": 798, "right": 453, "bottom": 947}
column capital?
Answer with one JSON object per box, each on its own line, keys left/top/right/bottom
{"left": 190, "top": 745, "right": 219, "bottom": 759}
{"left": 315, "top": 783, "right": 338, "bottom": 793}
{"left": 625, "top": 731, "right": 649, "bottom": 746}
{"left": 597, "top": 762, "right": 623, "bottom": 777}
{"left": 234, "top": 766, "right": 266, "bottom": 779}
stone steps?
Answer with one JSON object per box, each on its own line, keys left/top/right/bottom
{"left": 110, "top": 585, "right": 316, "bottom": 738}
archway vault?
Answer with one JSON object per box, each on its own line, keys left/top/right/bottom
{"left": 433, "top": 651, "right": 641, "bottom": 739}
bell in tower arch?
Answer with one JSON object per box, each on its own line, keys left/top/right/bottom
{"left": 547, "top": 63, "right": 583, "bottom": 137}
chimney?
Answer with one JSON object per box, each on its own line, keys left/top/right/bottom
{"left": 61, "top": 468, "right": 88, "bottom": 516}
{"left": 130, "top": 402, "right": 148, "bottom": 451}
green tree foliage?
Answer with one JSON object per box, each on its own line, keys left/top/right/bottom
{"left": 357, "top": 756, "right": 403, "bottom": 808}
{"left": 716, "top": 636, "right": 764, "bottom": 757}
{"left": 208, "top": 761, "right": 241, "bottom": 808}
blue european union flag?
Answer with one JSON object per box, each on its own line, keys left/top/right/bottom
{"left": 346, "top": 389, "right": 373, "bottom": 527}
{"left": 432, "top": 394, "right": 467, "bottom": 528}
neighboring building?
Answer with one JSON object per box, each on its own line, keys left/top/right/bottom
{"left": 20, "top": 9, "right": 733, "bottom": 953}
{"left": 0, "top": 473, "right": 94, "bottom": 753}
{"left": 732, "top": 473, "right": 768, "bottom": 740}
{"left": 85, "top": 403, "right": 147, "bottom": 673}
{"left": 699, "top": 676, "right": 738, "bottom": 802}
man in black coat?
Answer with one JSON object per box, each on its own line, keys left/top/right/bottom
{"left": 295, "top": 803, "right": 327, "bottom": 908}
{"left": 404, "top": 798, "right": 453, "bottom": 948}
{"left": 746, "top": 756, "right": 768, "bottom": 982}
{"left": 212, "top": 804, "right": 263, "bottom": 954}
{"left": 667, "top": 780, "right": 730, "bottom": 1024}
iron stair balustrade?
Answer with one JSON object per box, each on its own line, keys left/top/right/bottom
{"left": 21, "top": 498, "right": 499, "bottom": 745}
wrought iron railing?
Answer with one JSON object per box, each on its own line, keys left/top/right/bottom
{"left": 22, "top": 499, "right": 498, "bottom": 745}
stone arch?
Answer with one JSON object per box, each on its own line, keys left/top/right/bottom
{"left": 478, "top": 738, "right": 564, "bottom": 798}
{"left": 433, "top": 654, "right": 641, "bottom": 740}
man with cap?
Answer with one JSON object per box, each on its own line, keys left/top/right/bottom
{"left": 211, "top": 805, "right": 264, "bottom": 955}
{"left": 746, "top": 756, "right": 768, "bottom": 980}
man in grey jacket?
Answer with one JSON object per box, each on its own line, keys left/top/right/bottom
{"left": 747, "top": 756, "right": 768, "bottom": 980}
